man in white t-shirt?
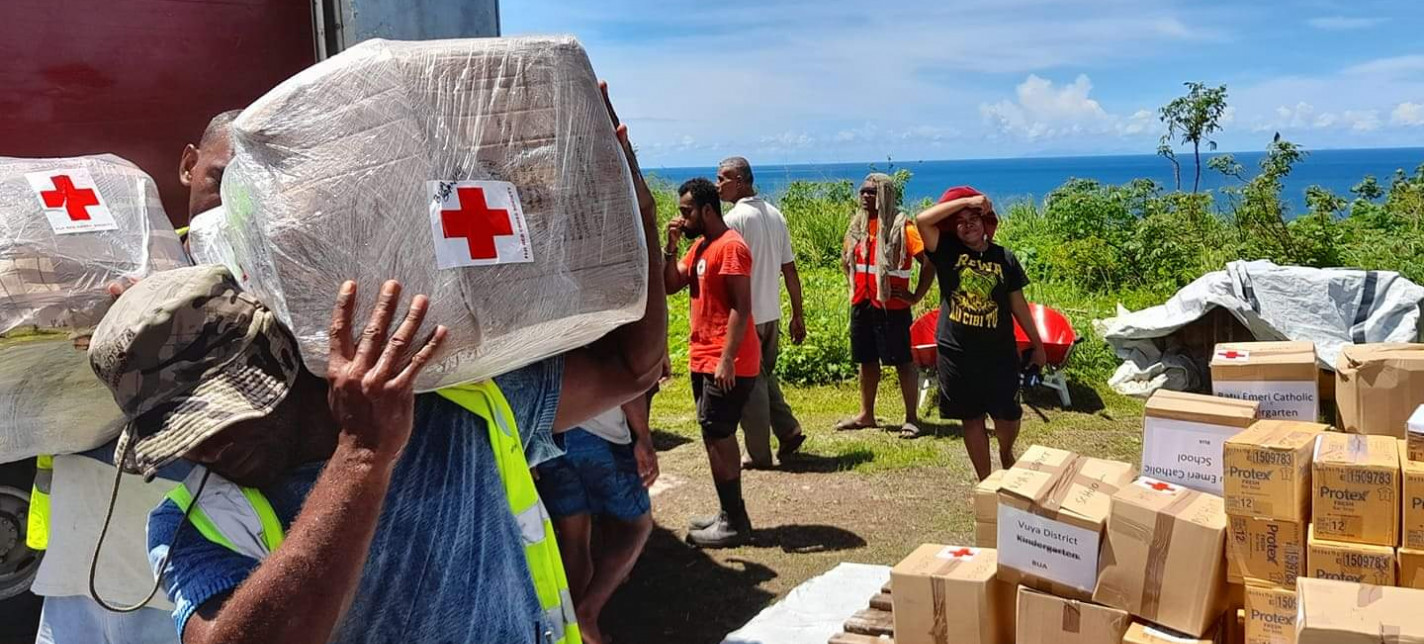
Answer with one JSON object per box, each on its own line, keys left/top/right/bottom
{"left": 716, "top": 157, "right": 806, "bottom": 469}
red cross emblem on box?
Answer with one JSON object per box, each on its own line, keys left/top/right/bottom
{"left": 937, "top": 546, "right": 977, "bottom": 561}
{"left": 428, "top": 180, "right": 533, "bottom": 269}
{"left": 25, "top": 168, "right": 119, "bottom": 235}
{"left": 1139, "top": 478, "right": 1177, "bottom": 494}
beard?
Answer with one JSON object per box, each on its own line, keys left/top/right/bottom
{"left": 680, "top": 224, "right": 703, "bottom": 239}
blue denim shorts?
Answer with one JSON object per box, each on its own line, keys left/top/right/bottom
{"left": 535, "top": 429, "right": 651, "bottom": 522}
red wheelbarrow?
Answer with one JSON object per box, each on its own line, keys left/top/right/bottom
{"left": 910, "top": 303, "right": 1081, "bottom": 409}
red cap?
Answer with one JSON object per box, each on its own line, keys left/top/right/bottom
{"left": 935, "top": 185, "right": 997, "bottom": 240}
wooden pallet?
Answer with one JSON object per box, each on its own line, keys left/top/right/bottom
{"left": 828, "top": 582, "right": 895, "bottom": 643}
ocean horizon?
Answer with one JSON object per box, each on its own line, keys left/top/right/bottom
{"left": 647, "top": 147, "right": 1424, "bottom": 216}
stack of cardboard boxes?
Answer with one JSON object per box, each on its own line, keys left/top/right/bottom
{"left": 974, "top": 469, "right": 1006, "bottom": 548}
{"left": 893, "top": 445, "right": 1141, "bottom": 644}
{"left": 889, "top": 340, "right": 1424, "bottom": 644}
{"left": 1223, "top": 420, "right": 1328, "bottom": 644}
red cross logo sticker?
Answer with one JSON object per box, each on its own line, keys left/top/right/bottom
{"left": 1138, "top": 478, "right": 1178, "bottom": 494}
{"left": 936, "top": 546, "right": 978, "bottom": 561}
{"left": 428, "top": 180, "right": 533, "bottom": 269}
{"left": 40, "top": 175, "right": 100, "bottom": 221}
{"left": 26, "top": 168, "right": 119, "bottom": 235}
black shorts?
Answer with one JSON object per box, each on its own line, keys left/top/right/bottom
{"left": 849, "top": 301, "right": 914, "bottom": 366}
{"left": 691, "top": 372, "right": 757, "bottom": 440}
{"left": 937, "top": 347, "right": 1023, "bottom": 421}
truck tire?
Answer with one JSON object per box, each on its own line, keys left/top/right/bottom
{"left": 0, "top": 484, "right": 42, "bottom": 601}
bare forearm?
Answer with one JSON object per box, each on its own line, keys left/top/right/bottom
{"left": 721, "top": 310, "right": 750, "bottom": 363}
{"left": 189, "top": 445, "right": 395, "bottom": 644}
{"left": 782, "top": 264, "right": 805, "bottom": 319}
{"left": 663, "top": 251, "right": 686, "bottom": 294}
{"left": 914, "top": 200, "right": 973, "bottom": 252}
{"left": 622, "top": 395, "right": 653, "bottom": 444}
{"left": 600, "top": 211, "right": 669, "bottom": 380}
{"left": 912, "top": 256, "right": 935, "bottom": 301}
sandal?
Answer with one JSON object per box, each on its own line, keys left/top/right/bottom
{"left": 898, "top": 421, "right": 927, "bottom": 438}
{"left": 834, "top": 417, "right": 877, "bottom": 431}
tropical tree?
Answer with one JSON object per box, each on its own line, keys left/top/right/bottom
{"left": 1157, "top": 138, "right": 1181, "bottom": 191}
{"left": 1160, "top": 82, "right": 1230, "bottom": 193}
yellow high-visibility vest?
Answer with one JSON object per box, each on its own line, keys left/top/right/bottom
{"left": 164, "top": 382, "right": 580, "bottom": 644}
{"left": 26, "top": 455, "right": 53, "bottom": 550}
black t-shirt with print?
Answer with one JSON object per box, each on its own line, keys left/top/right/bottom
{"left": 927, "top": 237, "right": 1029, "bottom": 355}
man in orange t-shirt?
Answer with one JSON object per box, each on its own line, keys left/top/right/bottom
{"left": 838, "top": 173, "right": 936, "bottom": 436}
{"left": 663, "top": 177, "right": 760, "bottom": 548}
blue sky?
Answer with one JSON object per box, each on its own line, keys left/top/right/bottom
{"left": 502, "top": 0, "right": 1424, "bottom": 167}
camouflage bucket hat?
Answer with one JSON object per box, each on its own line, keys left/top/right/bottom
{"left": 88, "top": 265, "right": 303, "bottom": 481}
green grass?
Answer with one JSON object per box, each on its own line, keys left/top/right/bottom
{"left": 649, "top": 357, "right": 1148, "bottom": 473}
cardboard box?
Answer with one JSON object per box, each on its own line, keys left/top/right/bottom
{"left": 1015, "top": 586, "right": 1130, "bottom": 644}
{"left": 997, "top": 448, "right": 1137, "bottom": 600}
{"left": 1399, "top": 547, "right": 1424, "bottom": 590}
{"left": 1296, "top": 577, "right": 1424, "bottom": 643}
{"left": 1211, "top": 342, "right": 1320, "bottom": 422}
{"left": 1226, "top": 516, "right": 1305, "bottom": 587}
{"left": 1312, "top": 433, "right": 1400, "bottom": 546}
{"left": 1305, "top": 524, "right": 1396, "bottom": 585}
{"left": 974, "top": 521, "right": 997, "bottom": 548}
{"left": 1223, "top": 421, "right": 1330, "bottom": 522}
{"left": 1143, "top": 390, "right": 1260, "bottom": 495}
{"left": 1094, "top": 478, "right": 1227, "bottom": 636}
{"left": 890, "top": 544, "right": 1014, "bottom": 644}
{"left": 1124, "top": 621, "right": 1224, "bottom": 644}
{"left": 1243, "top": 584, "right": 1296, "bottom": 644}
{"left": 975, "top": 469, "right": 1007, "bottom": 523}
{"left": 1336, "top": 343, "right": 1424, "bottom": 438}
{"left": 1403, "top": 439, "right": 1424, "bottom": 549}
{"left": 1408, "top": 405, "right": 1424, "bottom": 461}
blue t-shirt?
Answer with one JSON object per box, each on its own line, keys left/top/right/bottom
{"left": 147, "top": 358, "right": 564, "bottom": 643}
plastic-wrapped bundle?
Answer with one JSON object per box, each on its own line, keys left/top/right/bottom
{"left": 187, "top": 207, "right": 237, "bottom": 269}
{"left": 0, "top": 154, "right": 189, "bottom": 462}
{"left": 222, "top": 37, "right": 646, "bottom": 390}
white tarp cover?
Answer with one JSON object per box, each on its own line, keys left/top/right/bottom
{"left": 1095, "top": 260, "right": 1424, "bottom": 397}
{"left": 720, "top": 562, "right": 890, "bottom": 644}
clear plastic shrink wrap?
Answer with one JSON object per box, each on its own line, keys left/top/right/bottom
{"left": 186, "top": 207, "right": 237, "bottom": 269}
{"left": 0, "top": 154, "right": 189, "bottom": 462}
{"left": 222, "top": 37, "right": 647, "bottom": 390}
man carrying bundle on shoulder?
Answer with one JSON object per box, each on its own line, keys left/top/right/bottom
{"left": 91, "top": 87, "right": 667, "bottom": 644}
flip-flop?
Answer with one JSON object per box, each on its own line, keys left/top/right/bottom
{"left": 834, "top": 418, "right": 876, "bottom": 431}
{"left": 898, "top": 421, "right": 926, "bottom": 438}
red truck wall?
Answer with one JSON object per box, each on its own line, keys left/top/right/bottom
{"left": 0, "top": 0, "right": 316, "bottom": 228}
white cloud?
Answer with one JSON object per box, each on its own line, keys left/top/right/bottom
{"left": 1252, "top": 103, "right": 1384, "bottom": 133}
{"left": 1342, "top": 110, "right": 1382, "bottom": 132}
{"left": 980, "top": 74, "right": 1116, "bottom": 140}
{"left": 1393, "top": 102, "right": 1424, "bottom": 126}
{"left": 1306, "top": 16, "right": 1385, "bottom": 30}
{"left": 1344, "top": 55, "right": 1424, "bottom": 78}
{"left": 1120, "top": 109, "right": 1156, "bottom": 135}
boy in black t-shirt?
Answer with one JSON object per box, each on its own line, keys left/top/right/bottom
{"left": 915, "top": 186, "right": 1046, "bottom": 481}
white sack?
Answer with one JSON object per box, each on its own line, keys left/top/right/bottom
{"left": 0, "top": 154, "right": 189, "bottom": 462}
{"left": 222, "top": 37, "right": 647, "bottom": 390}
